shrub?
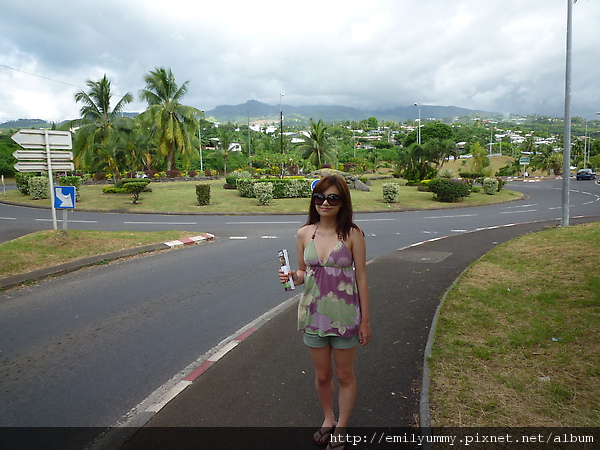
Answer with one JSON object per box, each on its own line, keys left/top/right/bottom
{"left": 102, "top": 186, "right": 128, "bottom": 194}
{"left": 236, "top": 178, "right": 312, "bottom": 199}
{"left": 483, "top": 177, "right": 499, "bottom": 195}
{"left": 15, "top": 172, "right": 34, "bottom": 195}
{"left": 495, "top": 177, "right": 506, "bottom": 191}
{"left": 196, "top": 184, "right": 211, "bottom": 206}
{"left": 58, "top": 176, "right": 82, "bottom": 200}
{"left": 254, "top": 182, "right": 274, "bottom": 205}
{"left": 166, "top": 169, "right": 181, "bottom": 178}
{"left": 188, "top": 170, "right": 197, "bottom": 178}
{"left": 29, "top": 176, "right": 50, "bottom": 199}
{"left": 438, "top": 168, "right": 456, "bottom": 179}
{"left": 122, "top": 180, "right": 150, "bottom": 204}
{"left": 428, "top": 178, "right": 471, "bottom": 203}
{"left": 382, "top": 183, "right": 400, "bottom": 203}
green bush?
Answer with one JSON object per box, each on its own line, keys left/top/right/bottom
{"left": 382, "top": 183, "right": 400, "bottom": 203}
{"left": 122, "top": 180, "right": 150, "bottom": 204}
{"left": 237, "top": 178, "right": 312, "bottom": 199}
{"left": 483, "top": 177, "right": 499, "bottom": 195}
{"left": 102, "top": 186, "right": 128, "bottom": 194}
{"left": 254, "top": 182, "right": 274, "bottom": 205}
{"left": 58, "top": 176, "right": 82, "bottom": 200}
{"left": 29, "top": 176, "right": 50, "bottom": 199}
{"left": 196, "top": 184, "right": 211, "bottom": 206}
{"left": 428, "top": 178, "right": 471, "bottom": 203}
{"left": 15, "top": 172, "right": 35, "bottom": 195}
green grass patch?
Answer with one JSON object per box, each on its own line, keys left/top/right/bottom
{"left": 0, "top": 229, "right": 200, "bottom": 279}
{"left": 2, "top": 178, "right": 523, "bottom": 214}
{"left": 430, "top": 222, "right": 600, "bottom": 426}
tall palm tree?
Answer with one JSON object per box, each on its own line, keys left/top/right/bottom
{"left": 299, "top": 118, "right": 338, "bottom": 169}
{"left": 214, "top": 122, "right": 235, "bottom": 175}
{"left": 67, "top": 75, "right": 133, "bottom": 178}
{"left": 137, "top": 67, "right": 203, "bottom": 170}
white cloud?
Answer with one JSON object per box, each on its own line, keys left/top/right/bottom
{"left": 1, "top": 0, "right": 599, "bottom": 122}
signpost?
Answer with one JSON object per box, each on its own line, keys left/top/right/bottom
{"left": 12, "top": 129, "right": 74, "bottom": 230}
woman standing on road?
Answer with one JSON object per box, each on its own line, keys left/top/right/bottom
{"left": 280, "top": 174, "right": 371, "bottom": 449}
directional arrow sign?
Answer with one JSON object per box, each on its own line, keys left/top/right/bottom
{"left": 14, "top": 161, "right": 75, "bottom": 172}
{"left": 12, "top": 150, "right": 74, "bottom": 161}
{"left": 12, "top": 129, "right": 72, "bottom": 149}
{"left": 54, "top": 186, "right": 76, "bottom": 209}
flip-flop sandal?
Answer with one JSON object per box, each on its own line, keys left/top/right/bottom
{"left": 313, "top": 423, "right": 336, "bottom": 446}
{"left": 326, "top": 439, "right": 346, "bottom": 450}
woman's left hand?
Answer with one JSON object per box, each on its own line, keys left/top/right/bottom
{"left": 358, "top": 321, "right": 371, "bottom": 346}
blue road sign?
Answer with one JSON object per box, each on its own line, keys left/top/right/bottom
{"left": 54, "top": 186, "right": 76, "bottom": 209}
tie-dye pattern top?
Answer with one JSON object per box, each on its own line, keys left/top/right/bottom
{"left": 298, "top": 227, "right": 361, "bottom": 338}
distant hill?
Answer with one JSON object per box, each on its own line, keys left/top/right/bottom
{"left": 0, "top": 118, "right": 57, "bottom": 130}
{"left": 206, "top": 100, "right": 495, "bottom": 123}
{"left": 1, "top": 103, "right": 495, "bottom": 129}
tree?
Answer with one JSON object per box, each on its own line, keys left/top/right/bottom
{"left": 213, "top": 122, "right": 235, "bottom": 175}
{"left": 298, "top": 118, "right": 338, "bottom": 169}
{"left": 137, "top": 67, "right": 203, "bottom": 171}
{"left": 404, "top": 122, "right": 453, "bottom": 147}
{"left": 67, "top": 75, "right": 133, "bottom": 178}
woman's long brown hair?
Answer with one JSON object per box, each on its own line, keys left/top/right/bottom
{"left": 305, "top": 174, "right": 359, "bottom": 240}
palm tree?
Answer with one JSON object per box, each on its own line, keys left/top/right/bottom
{"left": 299, "top": 118, "right": 338, "bottom": 169}
{"left": 67, "top": 75, "right": 133, "bottom": 178}
{"left": 214, "top": 122, "right": 235, "bottom": 175}
{"left": 137, "top": 67, "right": 203, "bottom": 171}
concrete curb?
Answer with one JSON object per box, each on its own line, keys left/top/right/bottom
{"left": 0, "top": 233, "right": 215, "bottom": 291}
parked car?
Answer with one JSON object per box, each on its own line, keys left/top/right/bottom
{"left": 576, "top": 169, "right": 596, "bottom": 180}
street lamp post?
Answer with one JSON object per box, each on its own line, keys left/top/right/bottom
{"left": 414, "top": 103, "right": 421, "bottom": 145}
{"left": 584, "top": 112, "right": 600, "bottom": 169}
{"left": 198, "top": 110, "right": 205, "bottom": 172}
{"left": 280, "top": 91, "right": 284, "bottom": 154}
{"left": 561, "top": 0, "right": 574, "bottom": 227}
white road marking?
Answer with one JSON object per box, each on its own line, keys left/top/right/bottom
{"left": 123, "top": 221, "right": 197, "bottom": 225}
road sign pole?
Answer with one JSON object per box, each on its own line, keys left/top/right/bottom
{"left": 45, "top": 130, "right": 58, "bottom": 231}
{"left": 62, "top": 209, "right": 68, "bottom": 231}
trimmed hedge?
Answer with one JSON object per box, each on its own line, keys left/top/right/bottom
{"left": 382, "top": 183, "right": 400, "bottom": 203}
{"left": 58, "top": 176, "right": 82, "bottom": 200}
{"left": 236, "top": 178, "right": 312, "bottom": 199}
{"left": 29, "top": 176, "right": 50, "bottom": 199}
{"left": 254, "top": 182, "right": 274, "bottom": 205}
{"left": 428, "top": 178, "right": 471, "bottom": 203}
{"left": 483, "top": 177, "right": 499, "bottom": 195}
{"left": 196, "top": 184, "right": 211, "bottom": 206}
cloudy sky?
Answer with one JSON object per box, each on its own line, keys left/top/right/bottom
{"left": 1, "top": 0, "right": 599, "bottom": 123}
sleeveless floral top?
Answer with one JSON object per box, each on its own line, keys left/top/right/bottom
{"left": 297, "top": 226, "right": 361, "bottom": 338}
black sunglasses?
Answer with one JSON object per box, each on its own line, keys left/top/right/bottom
{"left": 313, "top": 193, "right": 342, "bottom": 206}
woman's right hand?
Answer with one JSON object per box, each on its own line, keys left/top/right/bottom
{"left": 279, "top": 269, "right": 292, "bottom": 284}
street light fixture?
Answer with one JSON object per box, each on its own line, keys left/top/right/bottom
{"left": 584, "top": 112, "right": 600, "bottom": 169}
{"left": 414, "top": 103, "right": 421, "bottom": 145}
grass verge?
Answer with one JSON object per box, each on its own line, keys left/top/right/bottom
{"left": 430, "top": 222, "right": 600, "bottom": 426}
{"left": 0, "top": 230, "right": 199, "bottom": 279}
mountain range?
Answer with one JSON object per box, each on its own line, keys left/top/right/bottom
{"left": 0, "top": 101, "right": 495, "bottom": 129}
{"left": 206, "top": 100, "right": 494, "bottom": 123}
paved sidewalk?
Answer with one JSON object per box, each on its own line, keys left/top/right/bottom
{"left": 107, "top": 217, "right": 599, "bottom": 450}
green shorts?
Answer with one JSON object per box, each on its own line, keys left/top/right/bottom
{"left": 302, "top": 331, "right": 359, "bottom": 349}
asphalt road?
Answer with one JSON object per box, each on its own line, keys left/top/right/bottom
{"left": 0, "top": 179, "right": 598, "bottom": 433}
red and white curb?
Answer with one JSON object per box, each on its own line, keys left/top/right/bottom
{"left": 138, "top": 293, "right": 299, "bottom": 416}
{"left": 163, "top": 233, "right": 215, "bottom": 247}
